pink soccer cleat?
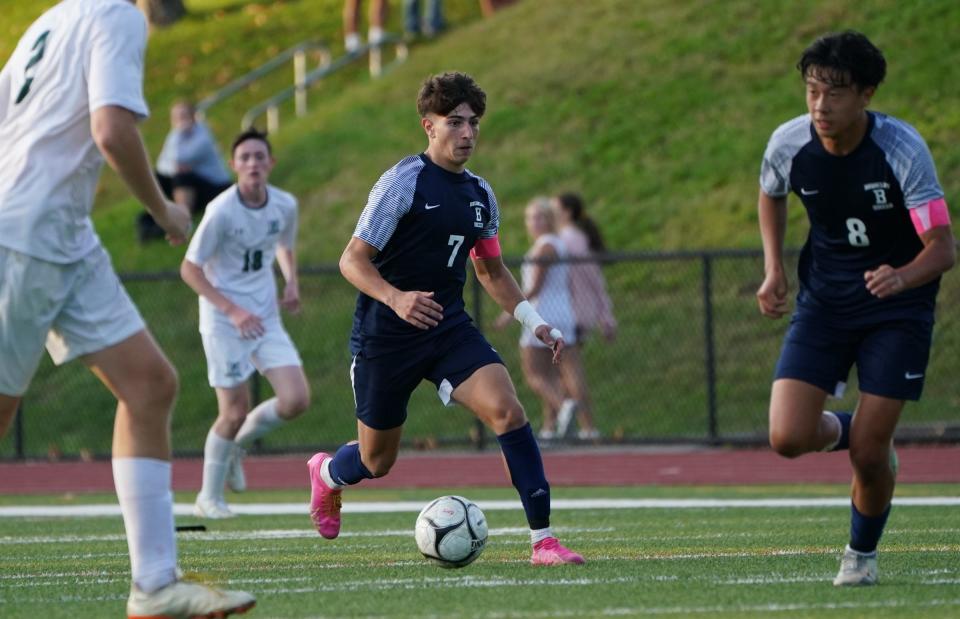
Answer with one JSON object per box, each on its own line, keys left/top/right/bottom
{"left": 308, "top": 452, "right": 342, "bottom": 539}
{"left": 530, "top": 537, "right": 586, "bottom": 566}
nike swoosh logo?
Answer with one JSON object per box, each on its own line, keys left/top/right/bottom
{"left": 800, "top": 188, "right": 819, "bottom": 196}
{"left": 425, "top": 203, "right": 441, "bottom": 210}
{"left": 905, "top": 372, "right": 924, "bottom": 380}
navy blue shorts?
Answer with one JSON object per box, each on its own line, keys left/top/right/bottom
{"left": 350, "top": 322, "right": 504, "bottom": 430}
{"left": 774, "top": 315, "right": 933, "bottom": 401}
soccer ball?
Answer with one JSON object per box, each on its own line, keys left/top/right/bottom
{"left": 414, "top": 495, "right": 488, "bottom": 568}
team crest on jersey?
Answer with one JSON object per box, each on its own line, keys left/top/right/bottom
{"left": 864, "top": 181, "right": 893, "bottom": 211}
{"left": 268, "top": 220, "right": 280, "bottom": 234}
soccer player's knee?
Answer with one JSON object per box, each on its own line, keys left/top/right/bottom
{"left": 145, "top": 360, "right": 179, "bottom": 410}
{"left": 849, "top": 446, "right": 889, "bottom": 481}
{"left": 278, "top": 391, "right": 310, "bottom": 418}
{"left": 489, "top": 402, "right": 526, "bottom": 434}
{"left": 769, "top": 428, "right": 805, "bottom": 458}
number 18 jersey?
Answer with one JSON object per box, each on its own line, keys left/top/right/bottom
{"left": 350, "top": 153, "right": 500, "bottom": 356}
{"left": 760, "top": 111, "right": 946, "bottom": 325}
{"left": 185, "top": 185, "right": 298, "bottom": 335}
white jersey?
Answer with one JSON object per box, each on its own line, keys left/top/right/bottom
{"left": 0, "top": 0, "right": 149, "bottom": 264}
{"left": 185, "top": 184, "right": 299, "bottom": 334}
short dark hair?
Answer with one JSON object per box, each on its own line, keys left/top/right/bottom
{"left": 416, "top": 72, "right": 486, "bottom": 118}
{"left": 231, "top": 128, "right": 272, "bottom": 157}
{"left": 797, "top": 30, "right": 886, "bottom": 90}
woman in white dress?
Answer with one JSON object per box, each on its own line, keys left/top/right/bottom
{"left": 498, "top": 197, "right": 599, "bottom": 439}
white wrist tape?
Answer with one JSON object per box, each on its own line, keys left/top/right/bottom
{"left": 513, "top": 300, "right": 548, "bottom": 334}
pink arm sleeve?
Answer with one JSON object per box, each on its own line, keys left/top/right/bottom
{"left": 910, "top": 198, "right": 951, "bottom": 235}
{"left": 470, "top": 235, "right": 502, "bottom": 260}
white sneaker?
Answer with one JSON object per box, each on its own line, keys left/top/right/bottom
{"left": 833, "top": 545, "right": 878, "bottom": 586}
{"left": 227, "top": 446, "right": 247, "bottom": 493}
{"left": 556, "top": 399, "right": 577, "bottom": 438}
{"left": 538, "top": 428, "right": 556, "bottom": 440}
{"left": 127, "top": 577, "right": 255, "bottom": 618}
{"left": 577, "top": 428, "right": 601, "bottom": 440}
{"left": 193, "top": 496, "right": 236, "bottom": 520}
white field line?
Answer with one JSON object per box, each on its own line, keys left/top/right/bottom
{"left": 2, "top": 496, "right": 959, "bottom": 518}
{"left": 0, "top": 526, "right": 611, "bottom": 547}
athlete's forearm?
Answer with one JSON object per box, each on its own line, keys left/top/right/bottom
{"left": 180, "top": 260, "right": 239, "bottom": 315}
{"left": 276, "top": 247, "right": 299, "bottom": 288}
{"left": 339, "top": 242, "right": 403, "bottom": 308}
{"left": 91, "top": 106, "right": 167, "bottom": 217}
{"left": 758, "top": 191, "right": 788, "bottom": 274}
{"left": 898, "top": 226, "right": 957, "bottom": 289}
{"left": 473, "top": 257, "right": 525, "bottom": 313}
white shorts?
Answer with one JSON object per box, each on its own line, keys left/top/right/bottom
{"left": 0, "top": 245, "right": 145, "bottom": 396}
{"left": 201, "top": 319, "right": 302, "bottom": 388}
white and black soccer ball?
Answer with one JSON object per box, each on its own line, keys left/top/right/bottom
{"left": 414, "top": 495, "right": 488, "bottom": 568}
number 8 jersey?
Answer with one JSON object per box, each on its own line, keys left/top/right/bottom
{"left": 350, "top": 153, "right": 500, "bottom": 356}
{"left": 185, "top": 185, "right": 298, "bottom": 335}
{"left": 760, "top": 111, "right": 947, "bottom": 325}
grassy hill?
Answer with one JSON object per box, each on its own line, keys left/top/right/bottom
{"left": 5, "top": 0, "right": 958, "bottom": 265}
{"left": 3, "top": 0, "right": 960, "bottom": 458}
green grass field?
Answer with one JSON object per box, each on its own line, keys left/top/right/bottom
{"left": 2, "top": 485, "right": 959, "bottom": 618}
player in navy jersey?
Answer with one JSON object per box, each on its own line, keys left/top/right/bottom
{"left": 757, "top": 31, "right": 955, "bottom": 586}
{"left": 307, "top": 72, "right": 584, "bottom": 565}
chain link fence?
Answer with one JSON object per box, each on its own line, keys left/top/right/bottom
{"left": 4, "top": 250, "right": 959, "bottom": 460}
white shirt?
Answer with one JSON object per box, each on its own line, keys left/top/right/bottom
{"left": 0, "top": 0, "right": 149, "bottom": 264}
{"left": 185, "top": 184, "right": 299, "bottom": 334}
{"left": 156, "top": 121, "right": 230, "bottom": 184}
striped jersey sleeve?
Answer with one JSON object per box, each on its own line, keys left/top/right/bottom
{"left": 759, "top": 114, "right": 812, "bottom": 198}
{"left": 466, "top": 171, "right": 500, "bottom": 240}
{"left": 354, "top": 155, "right": 424, "bottom": 250}
{"left": 870, "top": 113, "right": 944, "bottom": 208}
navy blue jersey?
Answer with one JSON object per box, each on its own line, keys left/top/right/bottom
{"left": 350, "top": 154, "right": 500, "bottom": 356}
{"left": 760, "top": 112, "right": 945, "bottom": 325}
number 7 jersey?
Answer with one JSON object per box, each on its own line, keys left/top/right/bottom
{"left": 185, "top": 185, "right": 298, "bottom": 334}
{"left": 760, "top": 111, "right": 947, "bottom": 324}
{"left": 349, "top": 153, "right": 500, "bottom": 356}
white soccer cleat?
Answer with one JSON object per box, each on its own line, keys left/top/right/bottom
{"left": 193, "top": 496, "right": 236, "bottom": 520}
{"left": 127, "top": 577, "right": 255, "bottom": 618}
{"left": 227, "top": 446, "right": 247, "bottom": 493}
{"left": 833, "top": 545, "right": 878, "bottom": 586}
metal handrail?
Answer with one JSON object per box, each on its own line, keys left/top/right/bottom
{"left": 241, "top": 34, "right": 409, "bottom": 133}
{"left": 195, "top": 40, "right": 332, "bottom": 121}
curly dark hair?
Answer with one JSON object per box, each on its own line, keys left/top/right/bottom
{"left": 797, "top": 30, "right": 886, "bottom": 90}
{"left": 416, "top": 72, "right": 486, "bottom": 118}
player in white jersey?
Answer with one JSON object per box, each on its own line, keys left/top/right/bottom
{"left": 182, "top": 129, "right": 310, "bottom": 519}
{"left": 0, "top": 1, "right": 255, "bottom": 617}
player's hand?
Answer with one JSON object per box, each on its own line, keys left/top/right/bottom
{"left": 228, "top": 305, "right": 265, "bottom": 339}
{"left": 756, "top": 270, "right": 790, "bottom": 318}
{"left": 535, "top": 324, "right": 565, "bottom": 364}
{"left": 281, "top": 283, "right": 301, "bottom": 314}
{"left": 865, "top": 264, "right": 905, "bottom": 299}
{"left": 390, "top": 290, "right": 444, "bottom": 330}
{"left": 155, "top": 200, "right": 192, "bottom": 246}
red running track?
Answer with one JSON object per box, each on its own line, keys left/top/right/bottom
{"left": 0, "top": 445, "right": 957, "bottom": 495}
